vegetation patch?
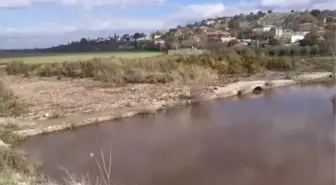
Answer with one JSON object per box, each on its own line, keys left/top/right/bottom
{"left": 5, "top": 51, "right": 294, "bottom": 84}
{"left": 0, "top": 123, "right": 43, "bottom": 185}
{"left": 0, "top": 51, "right": 164, "bottom": 64}
{"left": 0, "top": 80, "right": 22, "bottom": 117}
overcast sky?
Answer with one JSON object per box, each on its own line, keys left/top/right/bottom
{"left": 1, "top": 0, "right": 335, "bottom": 49}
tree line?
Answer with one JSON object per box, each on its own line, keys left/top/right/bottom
{"left": 35, "top": 32, "right": 165, "bottom": 53}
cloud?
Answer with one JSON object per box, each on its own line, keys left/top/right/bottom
{"left": 171, "top": 2, "right": 266, "bottom": 22}
{"left": 178, "top": 3, "right": 226, "bottom": 19}
{"left": 0, "top": 0, "right": 165, "bottom": 8}
{"left": 258, "top": 0, "right": 336, "bottom": 9}
{"left": 0, "top": 17, "right": 170, "bottom": 35}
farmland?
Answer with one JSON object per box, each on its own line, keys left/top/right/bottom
{"left": 0, "top": 51, "right": 164, "bottom": 64}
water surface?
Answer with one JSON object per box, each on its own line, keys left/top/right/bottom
{"left": 24, "top": 81, "right": 336, "bottom": 185}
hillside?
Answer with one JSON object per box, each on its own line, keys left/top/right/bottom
{"left": 258, "top": 12, "right": 291, "bottom": 26}
{"left": 258, "top": 10, "right": 336, "bottom": 30}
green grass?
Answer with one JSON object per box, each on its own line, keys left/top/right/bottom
{"left": 0, "top": 51, "right": 164, "bottom": 64}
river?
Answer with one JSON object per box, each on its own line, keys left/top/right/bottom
{"left": 24, "top": 81, "right": 335, "bottom": 185}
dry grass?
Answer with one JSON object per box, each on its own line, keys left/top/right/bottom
{"left": 5, "top": 51, "right": 294, "bottom": 84}
{"left": 0, "top": 123, "right": 44, "bottom": 185}
{"left": 0, "top": 80, "right": 22, "bottom": 117}
{"left": 0, "top": 52, "right": 164, "bottom": 64}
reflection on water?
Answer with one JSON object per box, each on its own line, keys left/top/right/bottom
{"left": 24, "top": 82, "right": 335, "bottom": 185}
{"left": 332, "top": 94, "right": 336, "bottom": 114}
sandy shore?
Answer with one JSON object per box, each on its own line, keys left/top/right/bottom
{"left": 0, "top": 72, "right": 333, "bottom": 137}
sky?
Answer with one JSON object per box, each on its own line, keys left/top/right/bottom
{"left": 0, "top": 0, "right": 335, "bottom": 49}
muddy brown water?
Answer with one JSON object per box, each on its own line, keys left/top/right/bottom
{"left": 24, "top": 81, "right": 336, "bottom": 185}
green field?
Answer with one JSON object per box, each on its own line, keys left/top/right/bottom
{"left": 0, "top": 51, "right": 164, "bottom": 64}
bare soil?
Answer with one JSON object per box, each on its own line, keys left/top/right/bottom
{"left": 0, "top": 70, "right": 318, "bottom": 121}
{"left": 2, "top": 75, "right": 195, "bottom": 120}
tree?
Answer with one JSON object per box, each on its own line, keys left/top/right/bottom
{"left": 164, "top": 35, "right": 178, "bottom": 50}
{"left": 299, "top": 33, "right": 319, "bottom": 47}
{"left": 121, "top": 34, "right": 131, "bottom": 42}
{"left": 310, "top": 9, "right": 321, "bottom": 18}
{"left": 79, "top": 38, "right": 88, "bottom": 44}
{"left": 237, "top": 28, "right": 252, "bottom": 39}
{"left": 257, "top": 11, "right": 265, "bottom": 17}
{"left": 269, "top": 37, "right": 280, "bottom": 46}
{"left": 268, "top": 10, "right": 273, "bottom": 14}
{"left": 132, "top": 32, "right": 142, "bottom": 48}
{"left": 228, "top": 19, "right": 240, "bottom": 29}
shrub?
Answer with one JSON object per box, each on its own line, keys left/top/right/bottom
{"left": 310, "top": 45, "right": 319, "bottom": 55}
{"left": 0, "top": 80, "right": 22, "bottom": 117}
{"left": 6, "top": 61, "right": 30, "bottom": 76}
{"left": 267, "top": 48, "right": 276, "bottom": 56}
{"left": 266, "top": 57, "right": 292, "bottom": 71}
{"left": 269, "top": 37, "right": 281, "bottom": 46}
{"left": 227, "top": 39, "right": 239, "bottom": 47}
{"left": 0, "top": 122, "right": 43, "bottom": 184}
{"left": 300, "top": 47, "right": 308, "bottom": 56}
{"left": 278, "top": 47, "right": 286, "bottom": 56}
{"left": 0, "top": 147, "right": 40, "bottom": 174}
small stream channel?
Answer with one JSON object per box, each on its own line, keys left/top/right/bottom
{"left": 23, "top": 81, "right": 335, "bottom": 185}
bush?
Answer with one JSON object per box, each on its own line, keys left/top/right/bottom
{"left": 0, "top": 123, "right": 44, "bottom": 185}
{"left": 266, "top": 57, "right": 292, "bottom": 71}
{"left": 267, "top": 48, "right": 276, "bottom": 56}
{"left": 0, "top": 147, "right": 40, "bottom": 174}
{"left": 300, "top": 47, "right": 308, "bottom": 56}
{"left": 269, "top": 37, "right": 280, "bottom": 46}
{"left": 227, "top": 39, "right": 239, "bottom": 47}
{"left": 6, "top": 61, "right": 30, "bottom": 76}
{"left": 0, "top": 81, "right": 22, "bottom": 117}
{"left": 310, "top": 45, "right": 319, "bottom": 55}
{"left": 278, "top": 47, "right": 288, "bottom": 56}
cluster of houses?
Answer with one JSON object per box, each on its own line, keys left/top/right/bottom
{"left": 251, "top": 22, "right": 320, "bottom": 43}
{"left": 118, "top": 14, "right": 335, "bottom": 50}
{"left": 158, "top": 17, "right": 326, "bottom": 48}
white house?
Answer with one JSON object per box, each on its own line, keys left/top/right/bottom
{"left": 153, "top": 35, "right": 162, "bottom": 40}
{"left": 206, "top": 30, "right": 233, "bottom": 43}
{"left": 221, "top": 37, "right": 237, "bottom": 42}
{"left": 290, "top": 31, "right": 309, "bottom": 43}
{"left": 252, "top": 25, "right": 273, "bottom": 32}
{"left": 206, "top": 19, "right": 216, "bottom": 26}
{"left": 290, "top": 35, "right": 305, "bottom": 43}
{"left": 274, "top": 28, "right": 284, "bottom": 38}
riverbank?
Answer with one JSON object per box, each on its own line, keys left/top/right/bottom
{"left": 0, "top": 71, "right": 332, "bottom": 138}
